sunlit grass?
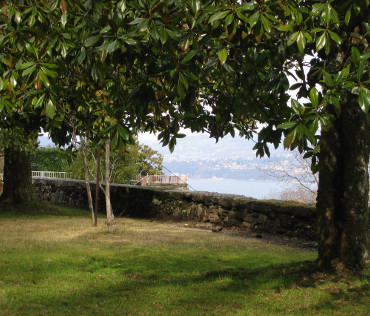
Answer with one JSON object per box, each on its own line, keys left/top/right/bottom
{"left": 0, "top": 205, "right": 369, "bottom": 315}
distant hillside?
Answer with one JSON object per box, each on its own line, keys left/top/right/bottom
{"left": 138, "top": 133, "right": 294, "bottom": 180}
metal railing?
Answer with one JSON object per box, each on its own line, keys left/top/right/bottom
{"left": 32, "top": 171, "right": 72, "bottom": 179}
{"left": 134, "top": 174, "right": 188, "bottom": 186}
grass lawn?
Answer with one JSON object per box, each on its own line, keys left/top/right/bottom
{"left": 0, "top": 204, "right": 369, "bottom": 315}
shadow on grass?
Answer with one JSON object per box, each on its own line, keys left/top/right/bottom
{"left": 1, "top": 210, "right": 369, "bottom": 315}
{"left": 2, "top": 248, "right": 368, "bottom": 315}
{"left": 9, "top": 258, "right": 369, "bottom": 315}
{"left": 0, "top": 200, "right": 88, "bottom": 217}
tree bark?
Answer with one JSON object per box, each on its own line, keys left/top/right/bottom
{"left": 0, "top": 147, "right": 33, "bottom": 204}
{"left": 80, "top": 140, "right": 95, "bottom": 226}
{"left": 317, "top": 100, "right": 370, "bottom": 271}
{"left": 104, "top": 139, "right": 114, "bottom": 233}
{"left": 94, "top": 145, "right": 101, "bottom": 227}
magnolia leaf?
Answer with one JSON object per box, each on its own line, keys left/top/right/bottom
{"left": 22, "top": 65, "right": 36, "bottom": 76}
{"left": 38, "top": 70, "right": 50, "bottom": 88}
{"left": 248, "top": 12, "right": 259, "bottom": 28}
{"left": 359, "top": 88, "right": 370, "bottom": 113}
{"left": 117, "top": 124, "right": 130, "bottom": 141}
{"left": 309, "top": 87, "right": 319, "bottom": 107}
{"left": 297, "top": 32, "right": 306, "bottom": 54}
{"left": 16, "top": 61, "right": 35, "bottom": 70}
{"left": 283, "top": 130, "right": 296, "bottom": 149}
{"left": 208, "top": 11, "right": 229, "bottom": 24}
{"left": 181, "top": 50, "right": 197, "bottom": 64}
{"left": 46, "top": 99, "right": 56, "bottom": 119}
{"left": 313, "top": 144, "right": 320, "bottom": 154}
{"left": 316, "top": 32, "right": 326, "bottom": 51}
{"left": 328, "top": 30, "right": 341, "bottom": 44}
{"left": 351, "top": 46, "right": 361, "bottom": 63}
{"left": 41, "top": 67, "right": 57, "bottom": 78}
{"left": 100, "top": 25, "right": 112, "bottom": 34}
{"left": 357, "top": 61, "right": 365, "bottom": 80}
{"left": 260, "top": 15, "right": 271, "bottom": 33}
{"left": 34, "top": 94, "right": 45, "bottom": 108}
{"left": 107, "top": 40, "right": 119, "bottom": 53}
{"left": 217, "top": 48, "right": 228, "bottom": 64}
{"left": 117, "top": 0, "right": 126, "bottom": 12}
{"left": 322, "top": 71, "right": 333, "bottom": 87}
{"left": 277, "top": 121, "right": 297, "bottom": 129}
{"left": 61, "top": 13, "right": 67, "bottom": 27}
{"left": 84, "top": 35, "right": 101, "bottom": 47}
{"left": 287, "top": 31, "right": 299, "bottom": 46}
{"left": 169, "top": 137, "right": 176, "bottom": 153}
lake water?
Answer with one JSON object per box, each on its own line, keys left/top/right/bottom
{"left": 188, "top": 178, "right": 290, "bottom": 199}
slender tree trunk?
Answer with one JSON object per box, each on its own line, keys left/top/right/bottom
{"left": 94, "top": 146, "right": 101, "bottom": 227}
{"left": 80, "top": 140, "right": 95, "bottom": 226}
{"left": 317, "top": 100, "right": 370, "bottom": 271}
{"left": 104, "top": 139, "right": 113, "bottom": 232}
{"left": 0, "top": 147, "right": 33, "bottom": 204}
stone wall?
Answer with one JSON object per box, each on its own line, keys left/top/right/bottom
{"left": 33, "top": 178, "right": 317, "bottom": 240}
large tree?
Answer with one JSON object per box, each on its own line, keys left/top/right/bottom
{"left": 1, "top": 1, "right": 369, "bottom": 271}
{"left": 126, "top": 0, "right": 369, "bottom": 271}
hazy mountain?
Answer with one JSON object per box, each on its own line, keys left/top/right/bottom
{"left": 138, "top": 133, "right": 294, "bottom": 179}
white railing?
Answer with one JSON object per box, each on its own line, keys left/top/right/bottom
{"left": 32, "top": 171, "right": 72, "bottom": 179}
{"left": 135, "top": 174, "right": 188, "bottom": 186}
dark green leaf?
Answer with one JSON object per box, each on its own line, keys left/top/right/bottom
{"left": 316, "top": 32, "right": 326, "bottom": 51}
{"left": 260, "top": 15, "right": 271, "bottom": 33}
{"left": 287, "top": 31, "right": 299, "bottom": 46}
{"left": 100, "top": 25, "right": 111, "bottom": 34}
{"left": 16, "top": 61, "right": 35, "bottom": 70}
{"left": 34, "top": 94, "right": 45, "bottom": 108}
{"left": 181, "top": 50, "right": 197, "bottom": 64}
{"left": 248, "top": 12, "right": 259, "bottom": 28}
{"left": 277, "top": 121, "right": 297, "bottom": 129}
{"left": 322, "top": 71, "right": 333, "bottom": 87}
{"left": 351, "top": 46, "right": 361, "bottom": 63}
{"left": 38, "top": 70, "right": 50, "bottom": 88}
{"left": 84, "top": 35, "right": 101, "bottom": 47}
{"left": 344, "top": 9, "right": 351, "bottom": 25}
{"left": 309, "top": 87, "right": 319, "bottom": 107}
{"left": 208, "top": 11, "right": 229, "bottom": 24}
{"left": 359, "top": 52, "right": 370, "bottom": 62}
{"left": 357, "top": 61, "right": 365, "bottom": 80}
{"left": 359, "top": 88, "right": 370, "bottom": 113}
{"left": 46, "top": 99, "right": 56, "bottom": 119}
{"left": 41, "top": 67, "right": 57, "bottom": 78}
{"left": 117, "top": 124, "right": 130, "bottom": 141}
{"left": 22, "top": 65, "right": 36, "bottom": 76}
{"left": 104, "top": 104, "right": 115, "bottom": 117}
{"left": 328, "top": 30, "right": 341, "bottom": 44}
{"left": 297, "top": 32, "right": 306, "bottom": 54}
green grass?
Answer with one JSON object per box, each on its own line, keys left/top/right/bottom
{"left": 0, "top": 205, "right": 369, "bottom": 315}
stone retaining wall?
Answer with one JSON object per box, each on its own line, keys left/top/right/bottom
{"left": 33, "top": 178, "right": 317, "bottom": 240}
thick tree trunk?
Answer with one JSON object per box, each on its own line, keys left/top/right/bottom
{"left": 104, "top": 139, "right": 114, "bottom": 233}
{"left": 1, "top": 147, "right": 33, "bottom": 204}
{"left": 317, "top": 100, "right": 370, "bottom": 271}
